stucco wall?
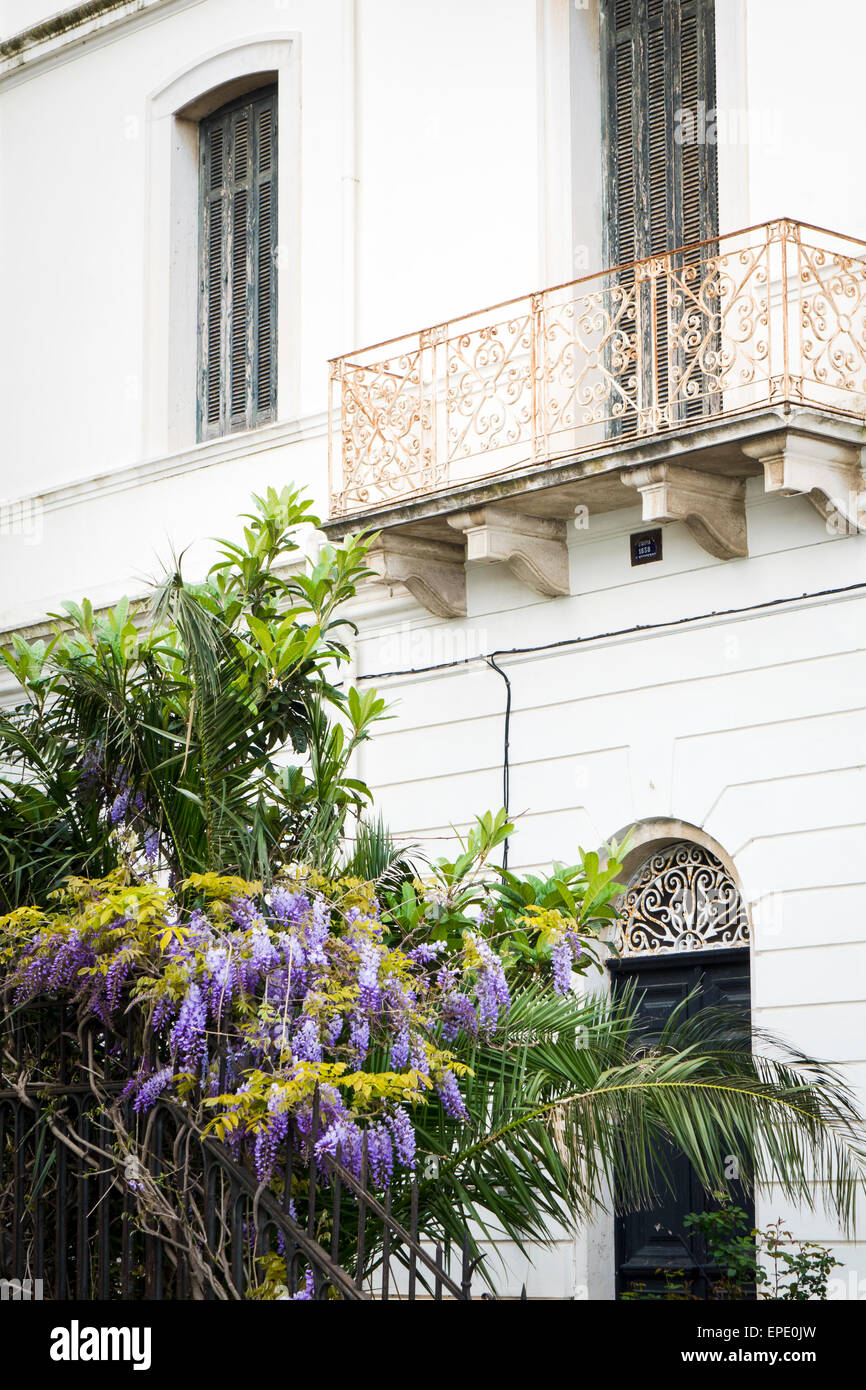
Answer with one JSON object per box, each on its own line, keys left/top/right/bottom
{"left": 347, "top": 482, "right": 866, "bottom": 1296}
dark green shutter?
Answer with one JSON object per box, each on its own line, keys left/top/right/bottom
{"left": 602, "top": 0, "right": 718, "bottom": 429}
{"left": 603, "top": 0, "right": 718, "bottom": 263}
{"left": 198, "top": 86, "right": 277, "bottom": 440}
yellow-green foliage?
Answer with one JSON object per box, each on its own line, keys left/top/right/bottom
{"left": 181, "top": 872, "right": 263, "bottom": 901}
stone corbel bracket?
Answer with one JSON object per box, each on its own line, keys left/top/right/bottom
{"left": 446, "top": 505, "right": 570, "bottom": 597}
{"left": 741, "top": 432, "right": 866, "bottom": 535}
{"left": 366, "top": 533, "right": 466, "bottom": 618}
{"left": 622, "top": 462, "right": 748, "bottom": 560}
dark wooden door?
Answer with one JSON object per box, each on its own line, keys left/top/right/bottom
{"left": 609, "top": 947, "right": 752, "bottom": 1297}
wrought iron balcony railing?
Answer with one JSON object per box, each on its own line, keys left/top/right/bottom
{"left": 328, "top": 219, "right": 866, "bottom": 518}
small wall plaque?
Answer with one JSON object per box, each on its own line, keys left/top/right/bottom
{"left": 630, "top": 527, "right": 663, "bottom": 566}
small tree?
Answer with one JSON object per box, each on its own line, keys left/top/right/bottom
{"left": 0, "top": 487, "right": 383, "bottom": 907}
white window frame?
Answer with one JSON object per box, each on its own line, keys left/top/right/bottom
{"left": 143, "top": 38, "right": 300, "bottom": 455}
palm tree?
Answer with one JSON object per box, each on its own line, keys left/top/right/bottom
{"left": 403, "top": 984, "right": 865, "bottom": 1284}
{"left": 0, "top": 487, "right": 383, "bottom": 908}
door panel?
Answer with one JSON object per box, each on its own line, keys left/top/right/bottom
{"left": 610, "top": 948, "right": 752, "bottom": 1297}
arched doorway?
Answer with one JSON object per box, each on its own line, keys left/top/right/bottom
{"left": 607, "top": 840, "right": 752, "bottom": 1298}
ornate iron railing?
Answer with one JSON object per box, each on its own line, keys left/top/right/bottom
{"left": 0, "top": 1003, "right": 475, "bottom": 1300}
{"left": 328, "top": 218, "right": 866, "bottom": 517}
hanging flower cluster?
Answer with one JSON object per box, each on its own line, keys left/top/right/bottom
{"left": 518, "top": 904, "right": 585, "bottom": 995}
{"left": 74, "top": 749, "right": 161, "bottom": 864}
{"left": 0, "top": 868, "right": 520, "bottom": 1191}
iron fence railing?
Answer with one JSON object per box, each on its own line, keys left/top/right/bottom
{"left": 328, "top": 218, "right": 866, "bottom": 517}
{"left": 0, "top": 1003, "right": 475, "bottom": 1300}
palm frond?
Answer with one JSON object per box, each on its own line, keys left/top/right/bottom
{"left": 342, "top": 814, "right": 422, "bottom": 895}
{"left": 404, "top": 985, "right": 866, "bottom": 1267}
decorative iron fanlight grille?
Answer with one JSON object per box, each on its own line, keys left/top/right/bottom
{"left": 614, "top": 842, "right": 750, "bottom": 957}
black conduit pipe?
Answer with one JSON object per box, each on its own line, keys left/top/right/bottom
{"left": 485, "top": 655, "right": 512, "bottom": 871}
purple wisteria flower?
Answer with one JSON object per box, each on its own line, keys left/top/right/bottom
{"left": 108, "top": 783, "right": 131, "bottom": 827}
{"left": 292, "top": 1014, "right": 323, "bottom": 1063}
{"left": 304, "top": 896, "right": 331, "bottom": 970}
{"left": 348, "top": 1012, "right": 370, "bottom": 1062}
{"left": 253, "top": 1093, "right": 290, "bottom": 1183}
{"left": 390, "top": 1026, "right": 410, "bottom": 1069}
{"left": 105, "top": 950, "right": 133, "bottom": 1015}
{"left": 551, "top": 928, "right": 583, "bottom": 995}
{"left": 366, "top": 1122, "right": 394, "bottom": 1188}
{"left": 441, "top": 991, "right": 478, "bottom": 1041}
{"left": 76, "top": 744, "right": 104, "bottom": 799}
{"left": 437, "top": 962, "right": 479, "bottom": 1040}
{"left": 13, "top": 928, "right": 95, "bottom": 1004}
{"left": 345, "top": 908, "right": 384, "bottom": 1012}
{"left": 228, "top": 895, "right": 265, "bottom": 931}
{"left": 315, "top": 1115, "right": 364, "bottom": 1178}
{"left": 436, "top": 1069, "right": 469, "bottom": 1123}
{"left": 170, "top": 983, "right": 208, "bottom": 1069}
{"left": 269, "top": 886, "right": 311, "bottom": 927}
{"left": 133, "top": 1065, "right": 174, "bottom": 1113}
{"left": 152, "top": 990, "right": 177, "bottom": 1030}
{"left": 407, "top": 941, "right": 447, "bottom": 965}
{"left": 288, "top": 1270, "right": 315, "bottom": 1300}
{"left": 410, "top": 1034, "right": 430, "bottom": 1076}
{"left": 386, "top": 1107, "right": 416, "bottom": 1169}
{"left": 465, "top": 931, "right": 510, "bottom": 1033}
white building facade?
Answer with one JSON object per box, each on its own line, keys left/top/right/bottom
{"left": 1, "top": 0, "right": 865, "bottom": 1298}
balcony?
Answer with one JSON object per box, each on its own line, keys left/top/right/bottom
{"left": 326, "top": 220, "right": 866, "bottom": 616}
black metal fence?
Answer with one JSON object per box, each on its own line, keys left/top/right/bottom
{"left": 0, "top": 1002, "right": 475, "bottom": 1300}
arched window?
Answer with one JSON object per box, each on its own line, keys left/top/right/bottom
{"left": 145, "top": 39, "right": 297, "bottom": 453}
{"left": 614, "top": 841, "right": 750, "bottom": 957}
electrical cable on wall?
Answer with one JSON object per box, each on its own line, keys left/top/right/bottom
{"left": 485, "top": 655, "right": 512, "bottom": 870}
{"left": 352, "top": 579, "right": 866, "bottom": 866}
{"left": 356, "top": 579, "right": 866, "bottom": 685}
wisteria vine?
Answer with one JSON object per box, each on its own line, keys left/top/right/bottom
{"left": 0, "top": 864, "right": 566, "bottom": 1194}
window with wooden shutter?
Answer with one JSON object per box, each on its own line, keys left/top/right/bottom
{"left": 603, "top": 0, "right": 717, "bottom": 433}
{"left": 198, "top": 86, "right": 277, "bottom": 441}
{"left": 603, "top": 0, "right": 717, "bottom": 263}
